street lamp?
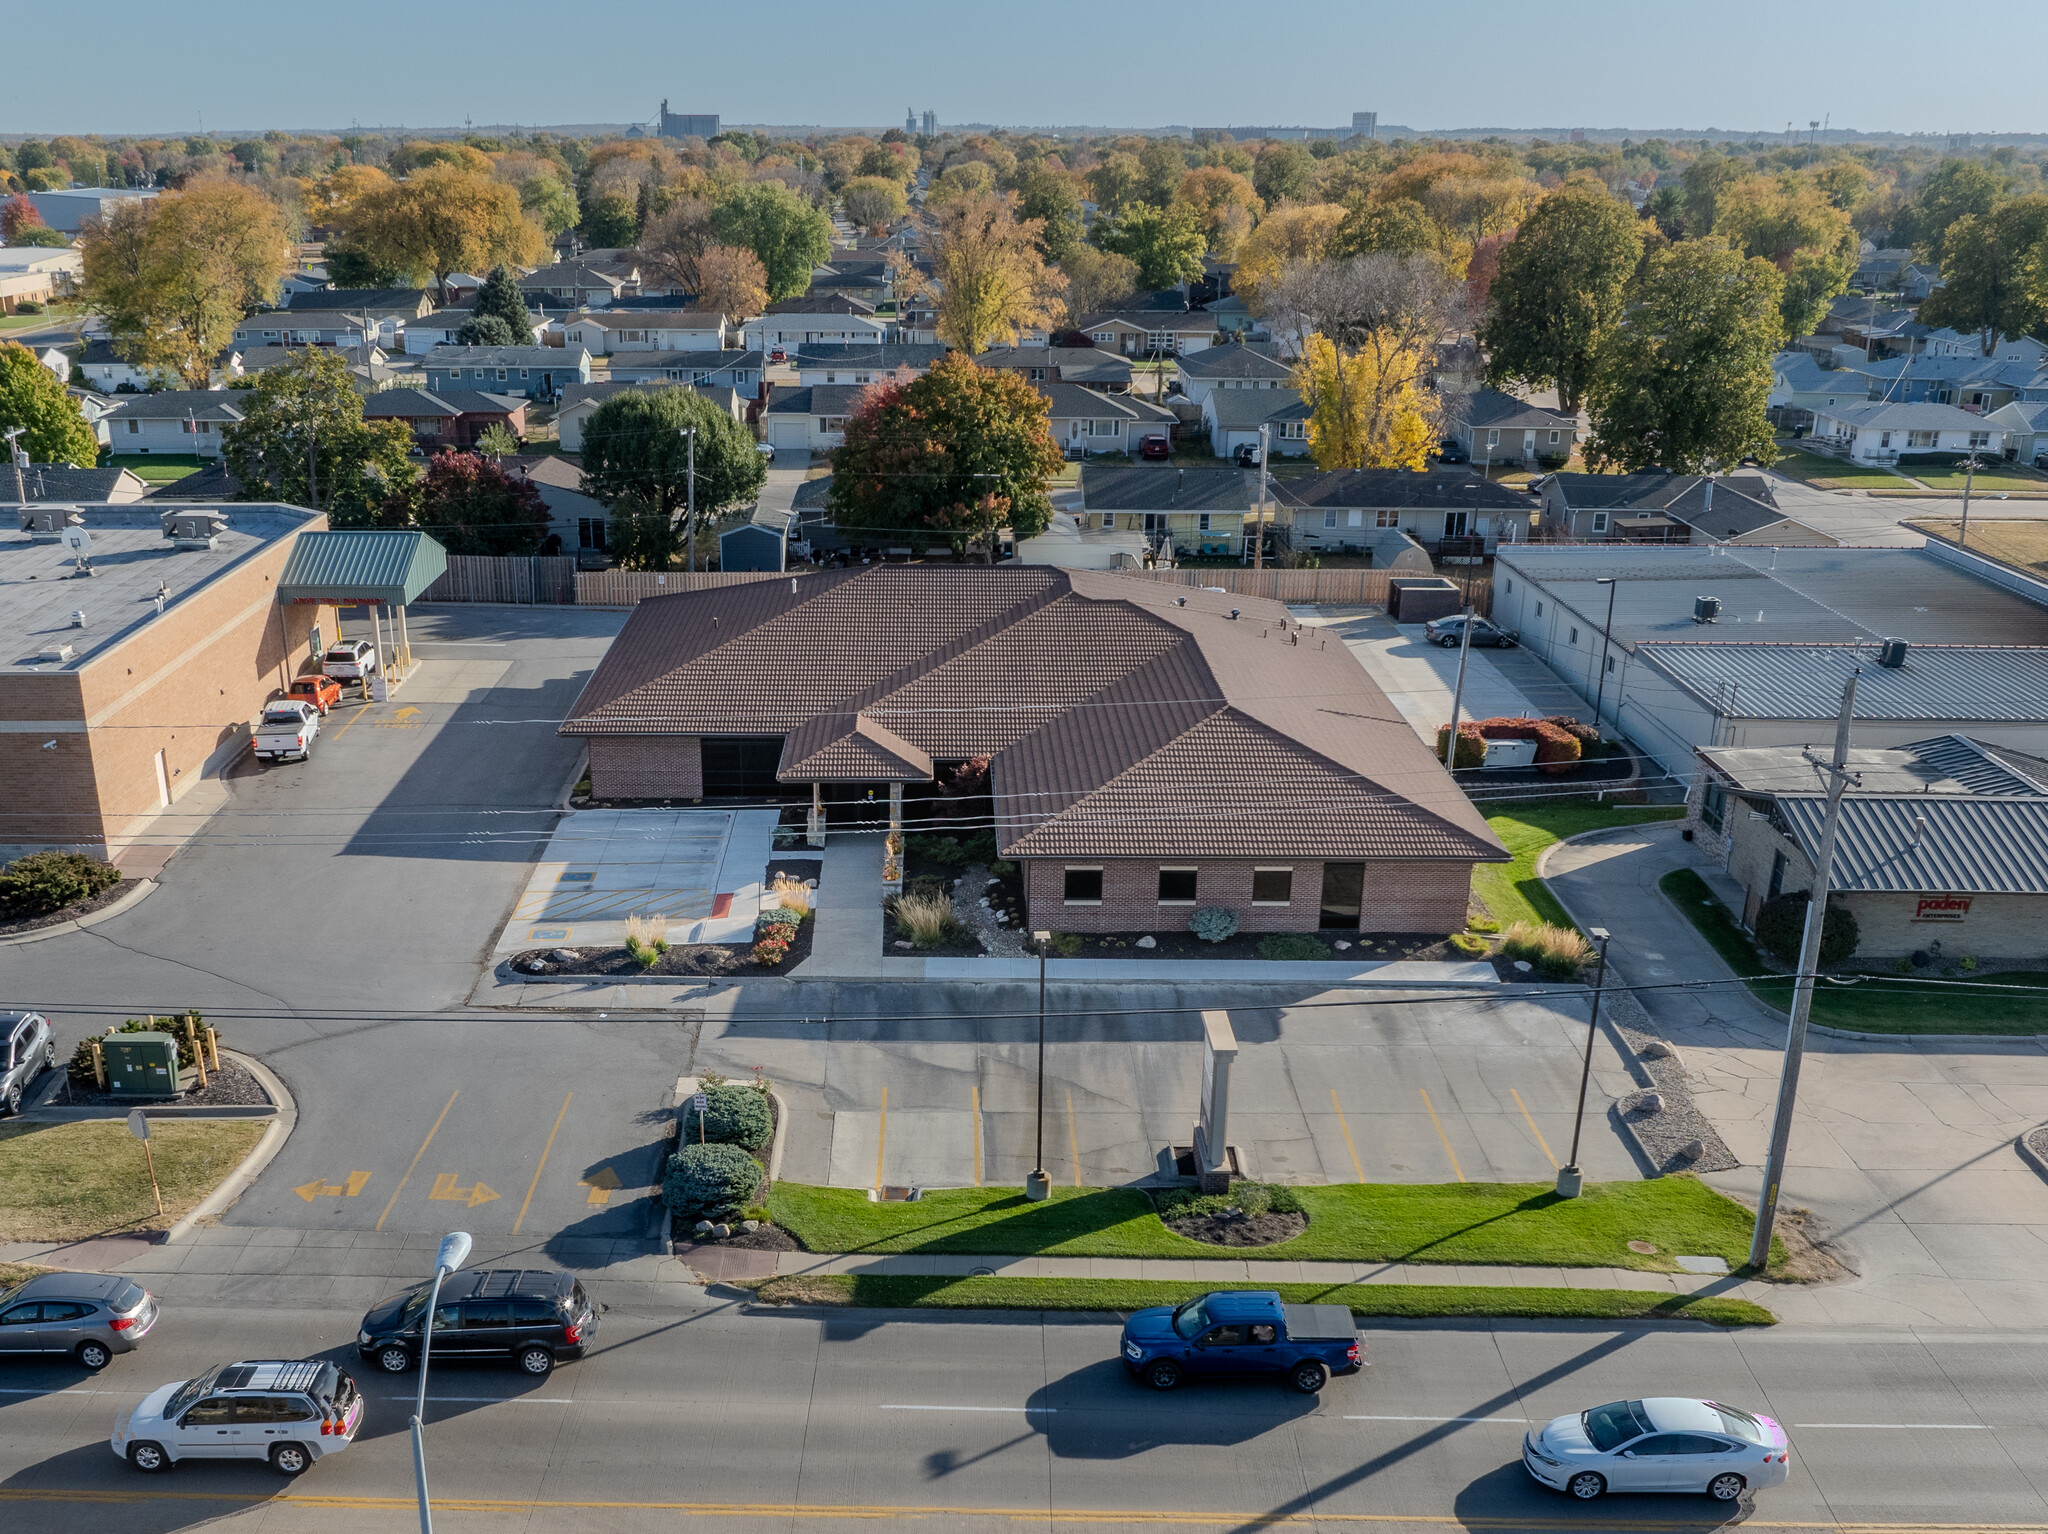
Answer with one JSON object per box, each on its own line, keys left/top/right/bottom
{"left": 410, "top": 1230, "right": 472, "bottom": 1534}
{"left": 1555, "top": 927, "right": 1613, "bottom": 1200}
{"left": 1025, "top": 930, "right": 1052, "bottom": 1201}
{"left": 1589, "top": 577, "right": 1618, "bottom": 739}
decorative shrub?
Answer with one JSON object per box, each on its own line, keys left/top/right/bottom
{"left": 1448, "top": 932, "right": 1489, "bottom": 955}
{"left": 1051, "top": 932, "right": 1083, "bottom": 957}
{"left": 1189, "top": 906, "right": 1239, "bottom": 943}
{"left": 1753, "top": 893, "right": 1859, "bottom": 966}
{"left": 989, "top": 859, "right": 1017, "bottom": 877}
{"left": 680, "top": 1083, "right": 772, "bottom": 1150}
{"left": 1257, "top": 932, "right": 1329, "bottom": 961}
{"left": 890, "top": 891, "right": 959, "bottom": 947}
{"left": 769, "top": 874, "right": 811, "bottom": 917}
{"left": 1157, "top": 1181, "right": 1304, "bottom": 1221}
{"left": 1468, "top": 716, "right": 1583, "bottom": 775}
{"left": 1433, "top": 724, "right": 1486, "bottom": 769}
{"left": 909, "top": 834, "right": 969, "bottom": 867}
{"left": 1499, "top": 920, "right": 1592, "bottom": 978}
{"left": 1545, "top": 715, "right": 1600, "bottom": 746}
{"left": 68, "top": 1013, "right": 217, "bottom": 1087}
{"left": 662, "top": 1142, "right": 762, "bottom": 1216}
{"left": 0, "top": 851, "right": 121, "bottom": 917}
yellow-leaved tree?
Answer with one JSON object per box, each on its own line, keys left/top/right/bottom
{"left": 339, "top": 164, "right": 546, "bottom": 304}
{"left": 920, "top": 193, "right": 1067, "bottom": 354}
{"left": 1291, "top": 332, "right": 1437, "bottom": 471}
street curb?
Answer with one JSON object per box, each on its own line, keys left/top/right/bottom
{"left": 0, "top": 879, "right": 158, "bottom": 948}
{"left": 2016, "top": 1128, "right": 2048, "bottom": 1184}
{"left": 766, "top": 1088, "right": 790, "bottom": 1186}
{"left": 164, "top": 1052, "right": 298, "bottom": 1244}
{"left": 554, "top": 746, "right": 590, "bottom": 813}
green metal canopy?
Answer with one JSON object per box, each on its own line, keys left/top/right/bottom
{"left": 276, "top": 530, "right": 448, "bottom": 607}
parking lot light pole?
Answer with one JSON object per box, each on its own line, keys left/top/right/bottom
{"left": 1555, "top": 927, "right": 1612, "bottom": 1200}
{"left": 411, "top": 1230, "right": 472, "bottom": 1534}
{"left": 1026, "top": 931, "right": 1052, "bottom": 1201}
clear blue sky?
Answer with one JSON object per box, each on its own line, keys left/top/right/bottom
{"left": 11, "top": 0, "right": 2044, "bottom": 138}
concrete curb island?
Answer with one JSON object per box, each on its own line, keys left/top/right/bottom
{"left": 0, "top": 878, "right": 158, "bottom": 949}
{"left": 164, "top": 1053, "right": 298, "bottom": 1243}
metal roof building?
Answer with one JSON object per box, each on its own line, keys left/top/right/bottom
{"left": 276, "top": 530, "right": 449, "bottom": 608}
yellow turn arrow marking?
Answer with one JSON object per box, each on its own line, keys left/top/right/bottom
{"left": 391, "top": 706, "right": 422, "bottom": 720}
{"left": 294, "top": 1172, "right": 372, "bottom": 1202}
{"left": 581, "top": 1166, "right": 622, "bottom": 1206}
{"left": 428, "top": 1172, "right": 500, "bottom": 1208}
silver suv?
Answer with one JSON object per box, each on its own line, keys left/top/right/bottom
{"left": 0, "top": 1272, "right": 157, "bottom": 1370}
{"left": 1, "top": 1010, "right": 55, "bottom": 1116}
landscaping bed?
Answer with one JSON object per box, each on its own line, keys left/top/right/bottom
{"left": 1476, "top": 800, "right": 1684, "bottom": 930}
{"left": 749, "top": 1274, "right": 1775, "bottom": 1327}
{"left": 513, "top": 918, "right": 812, "bottom": 979}
{"left": 1156, "top": 1184, "right": 1307, "bottom": 1247}
{"left": 1032, "top": 930, "right": 1453, "bottom": 963}
{"left": 0, "top": 1119, "right": 268, "bottom": 1241}
{"left": 0, "top": 853, "right": 135, "bottom": 938}
{"left": 0, "top": 877, "right": 139, "bottom": 938}
{"left": 60, "top": 1056, "right": 270, "bottom": 1110}
{"left": 665, "top": 1078, "right": 797, "bottom": 1249}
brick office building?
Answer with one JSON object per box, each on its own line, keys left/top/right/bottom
{"left": 561, "top": 566, "right": 1505, "bottom": 936}
{"left": 1, "top": 504, "right": 334, "bottom": 857}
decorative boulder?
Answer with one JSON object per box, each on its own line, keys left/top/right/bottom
{"left": 1639, "top": 1092, "right": 1666, "bottom": 1114}
{"left": 1135, "top": 935, "right": 1156, "bottom": 949}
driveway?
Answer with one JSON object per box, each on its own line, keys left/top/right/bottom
{"left": 1546, "top": 820, "right": 2048, "bottom": 1328}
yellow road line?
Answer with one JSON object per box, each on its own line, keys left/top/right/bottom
{"left": 1510, "top": 1087, "right": 1558, "bottom": 1170}
{"left": 1418, "top": 1088, "right": 1463, "bottom": 1183}
{"left": 0, "top": 1489, "right": 2030, "bottom": 1530}
{"left": 1065, "top": 1090, "right": 1080, "bottom": 1185}
{"left": 873, "top": 1085, "right": 886, "bottom": 1194}
{"left": 326, "top": 700, "right": 377, "bottom": 745}
{"left": 375, "top": 1090, "right": 459, "bottom": 1231}
{"left": 970, "top": 1082, "right": 982, "bottom": 1187}
{"left": 1329, "top": 1088, "right": 1366, "bottom": 1182}
{"left": 513, "top": 1091, "right": 573, "bottom": 1235}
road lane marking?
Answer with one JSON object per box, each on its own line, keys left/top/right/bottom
{"left": 1793, "top": 1422, "right": 1992, "bottom": 1429}
{"left": 1066, "top": 1090, "right": 1081, "bottom": 1185}
{"left": 971, "top": 1082, "right": 982, "bottom": 1186}
{"left": 1329, "top": 1088, "right": 1366, "bottom": 1182}
{"left": 514, "top": 1091, "right": 572, "bottom": 1235}
{"left": 428, "top": 1172, "right": 500, "bottom": 1208}
{"left": 326, "top": 702, "right": 377, "bottom": 745}
{"left": 878, "top": 1404, "right": 1055, "bottom": 1413}
{"left": 1345, "top": 1414, "right": 1528, "bottom": 1424}
{"left": 375, "top": 1090, "right": 458, "bottom": 1231}
{"left": 1418, "top": 1087, "right": 1464, "bottom": 1182}
{"left": 294, "top": 1170, "right": 372, "bottom": 1201}
{"left": 583, "top": 1166, "right": 621, "bottom": 1205}
{"left": 386, "top": 1396, "right": 576, "bottom": 1404}
{"left": 873, "top": 1084, "right": 887, "bottom": 1194}
{"left": 1509, "top": 1088, "right": 1558, "bottom": 1171}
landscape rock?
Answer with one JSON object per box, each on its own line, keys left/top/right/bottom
{"left": 1136, "top": 935, "right": 1156, "bottom": 949}
{"left": 1680, "top": 1137, "right": 1706, "bottom": 1161}
{"left": 1334, "top": 941, "right": 1351, "bottom": 950}
{"left": 742, "top": 1219, "right": 759, "bottom": 1232}
{"left": 549, "top": 949, "right": 581, "bottom": 963}
{"left": 711, "top": 1223, "right": 731, "bottom": 1239}
{"left": 1639, "top": 1092, "right": 1666, "bottom": 1114}
{"left": 524, "top": 960, "right": 549, "bottom": 973}
{"left": 1639, "top": 1039, "right": 1679, "bottom": 1061}
{"left": 694, "top": 1220, "right": 714, "bottom": 1235}
{"left": 1513, "top": 959, "right": 1533, "bottom": 972}
{"left": 894, "top": 940, "right": 913, "bottom": 949}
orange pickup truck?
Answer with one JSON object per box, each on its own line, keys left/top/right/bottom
{"left": 282, "top": 675, "right": 344, "bottom": 715}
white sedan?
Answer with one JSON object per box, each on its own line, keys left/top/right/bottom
{"left": 1522, "top": 1397, "right": 1791, "bottom": 1503}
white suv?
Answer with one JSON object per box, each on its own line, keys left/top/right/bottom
{"left": 112, "top": 1359, "right": 362, "bottom": 1477}
{"left": 321, "top": 640, "right": 379, "bottom": 681}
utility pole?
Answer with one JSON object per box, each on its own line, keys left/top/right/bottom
{"left": 1254, "top": 424, "right": 1268, "bottom": 571}
{"left": 1443, "top": 602, "right": 1475, "bottom": 770}
{"left": 1555, "top": 927, "right": 1613, "bottom": 1199}
{"left": 1589, "top": 577, "right": 1618, "bottom": 733}
{"left": 4, "top": 427, "right": 26, "bottom": 507}
{"left": 683, "top": 426, "right": 697, "bottom": 572}
{"left": 306, "top": 418, "right": 319, "bottom": 509}
{"left": 1748, "top": 670, "right": 1862, "bottom": 1271}
{"left": 1957, "top": 451, "right": 1980, "bottom": 549}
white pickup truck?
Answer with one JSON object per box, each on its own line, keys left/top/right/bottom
{"left": 254, "top": 700, "right": 321, "bottom": 763}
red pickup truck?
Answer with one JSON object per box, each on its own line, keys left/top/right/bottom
{"left": 283, "top": 675, "right": 344, "bottom": 715}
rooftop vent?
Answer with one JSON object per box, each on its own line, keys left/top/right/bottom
{"left": 1693, "top": 595, "right": 1722, "bottom": 625}
{"left": 1878, "top": 637, "right": 1909, "bottom": 668}
{"left": 39, "top": 643, "right": 75, "bottom": 664}
{"left": 161, "top": 509, "right": 228, "bottom": 550}
{"left": 19, "top": 506, "right": 83, "bottom": 543}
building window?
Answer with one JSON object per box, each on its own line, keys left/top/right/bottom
{"left": 1970, "top": 431, "right": 1991, "bottom": 449}
{"left": 1548, "top": 430, "right": 1561, "bottom": 444}
{"left": 821, "top": 417, "right": 846, "bottom": 432}
{"left": 1906, "top": 430, "right": 1938, "bottom": 448}
{"left": 1591, "top": 512, "right": 1609, "bottom": 534}
{"left": 1487, "top": 429, "right": 1500, "bottom": 447}
{"left": 1251, "top": 867, "right": 1293, "bottom": 905}
{"left": 1324, "top": 509, "right": 1338, "bottom": 527}
{"left": 1701, "top": 781, "right": 1727, "bottom": 832}
{"left": 1092, "top": 331, "right": 1112, "bottom": 343}
{"left": 1376, "top": 509, "right": 1397, "bottom": 528}
{"left": 1157, "top": 868, "right": 1198, "bottom": 905}
{"left": 1505, "top": 578, "right": 1513, "bottom": 592}
{"left": 1197, "top": 514, "right": 1212, "bottom": 532}
{"left": 1535, "top": 601, "right": 1544, "bottom": 616}
{"left": 1767, "top": 851, "right": 1787, "bottom": 902}
{"left": 1088, "top": 418, "right": 1118, "bottom": 435}
{"left": 577, "top": 517, "right": 607, "bottom": 551}
{"left": 1346, "top": 509, "right": 1363, "bottom": 528}
{"left": 1063, "top": 867, "right": 1103, "bottom": 905}
{"left": 1100, "top": 513, "right": 1116, "bottom": 530}
{"left": 1569, "top": 626, "right": 1579, "bottom": 644}
{"left": 126, "top": 419, "right": 139, "bottom": 434}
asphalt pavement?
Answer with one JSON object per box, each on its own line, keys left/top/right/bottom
{"left": 1, "top": 1296, "right": 2045, "bottom": 1532}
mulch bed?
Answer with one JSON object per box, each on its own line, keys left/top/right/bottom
{"left": 61, "top": 1056, "right": 271, "bottom": 1110}
{"left": 1049, "top": 930, "right": 1454, "bottom": 963}
{"left": 673, "top": 1220, "right": 801, "bottom": 1251}
{"left": 513, "top": 915, "right": 813, "bottom": 979}
{"left": 0, "top": 879, "right": 139, "bottom": 939}
{"left": 1161, "top": 1210, "right": 1309, "bottom": 1247}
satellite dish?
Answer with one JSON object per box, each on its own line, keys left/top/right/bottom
{"left": 61, "top": 526, "right": 91, "bottom": 552}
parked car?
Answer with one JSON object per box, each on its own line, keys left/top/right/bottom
{"left": 1, "top": 1009, "right": 55, "bottom": 1117}
{"left": 1423, "top": 614, "right": 1518, "bottom": 649}
{"left": 2035, "top": 450, "right": 2048, "bottom": 471}
{"left": 320, "top": 640, "right": 378, "bottom": 682}
{"left": 756, "top": 442, "right": 775, "bottom": 461}
{"left": 112, "top": 1358, "right": 363, "bottom": 1476}
{"left": 1436, "top": 437, "right": 1470, "bottom": 464}
{"left": 768, "top": 347, "right": 787, "bottom": 362}
{"left": 1140, "top": 432, "right": 1172, "bottom": 460}
{"left": 0, "top": 1271, "right": 155, "bottom": 1369}
{"left": 1523, "top": 1397, "right": 1792, "bottom": 1503}
{"left": 357, "top": 1268, "right": 599, "bottom": 1378}
{"left": 1119, "top": 1290, "right": 1362, "bottom": 1394}
{"left": 254, "top": 701, "right": 320, "bottom": 763}
{"left": 1232, "top": 442, "right": 1262, "bottom": 468}
{"left": 282, "top": 675, "right": 343, "bottom": 716}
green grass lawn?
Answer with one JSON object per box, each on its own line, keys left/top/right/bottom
{"left": 754, "top": 1274, "right": 1775, "bottom": 1327}
{"left": 106, "top": 454, "right": 209, "bottom": 484}
{"left": 1769, "top": 450, "right": 1906, "bottom": 489}
{"left": 768, "top": 1175, "right": 1778, "bottom": 1273}
{"left": 1659, "top": 868, "right": 2048, "bottom": 1035}
{"left": 0, "top": 304, "right": 84, "bottom": 332}
{"left": 0, "top": 1263, "right": 51, "bottom": 1292}
{"left": 0, "top": 1120, "right": 266, "bottom": 1241}
{"left": 1474, "top": 800, "right": 1685, "bottom": 930}
{"left": 1896, "top": 463, "right": 2048, "bottom": 495}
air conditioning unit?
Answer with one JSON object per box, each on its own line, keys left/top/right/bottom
{"left": 161, "top": 509, "right": 228, "bottom": 550}
{"left": 1878, "top": 637, "right": 1909, "bottom": 668}
{"left": 1693, "top": 595, "right": 1722, "bottom": 624}
{"left": 19, "top": 506, "right": 83, "bottom": 543}
{"left": 39, "top": 643, "right": 76, "bottom": 664}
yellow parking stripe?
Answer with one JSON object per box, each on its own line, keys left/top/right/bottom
{"left": 1418, "top": 1088, "right": 1464, "bottom": 1183}
{"left": 1510, "top": 1088, "right": 1558, "bottom": 1170}
{"left": 513, "top": 1091, "right": 573, "bottom": 1235}
{"left": 375, "top": 1090, "right": 458, "bottom": 1231}
{"left": 1329, "top": 1088, "right": 1366, "bottom": 1182}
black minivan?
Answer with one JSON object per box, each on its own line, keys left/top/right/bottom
{"left": 356, "top": 1269, "right": 597, "bottom": 1378}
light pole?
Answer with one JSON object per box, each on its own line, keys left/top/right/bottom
{"left": 410, "top": 1230, "right": 472, "bottom": 1534}
{"left": 1957, "top": 450, "right": 1982, "bottom": 549}
{"left": 1555, "top": 927, "right": 1612, "bottom": 1200}
{"left": 1025, "top": 930, "right": 1052, "bottom": 1200}
{"left": 1589, "top": 577, "right": 1618, "bottom": 737}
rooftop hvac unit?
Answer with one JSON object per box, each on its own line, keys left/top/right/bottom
{"left": 161, "top": 509, "right": 228, "bottom": 550}
{"left": 1693, "top": 595, "right": 1722, "bottom": 624}
{"left": 19, "top": 505, "right": 83, "bottom": 542}
{"left": 38, "top": 643, "right": 76, "bottom": 664}
{"left": 1878, "top": 637, "right": 1909, "bottom": 668}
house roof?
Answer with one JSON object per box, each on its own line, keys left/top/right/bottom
{"left": 285, "top": 288, "right": 430, "bottom": 313}
{"left": 606, "top": 349, "right": 761, "bottom": 373}
{"left": 1773, "top": 793, "right": 2048, "bottom": 896}
{"left": 1700, "top": 734, "right": 2048, "bottom": 798}
{"left": 763, "top": 385, "right": 869, "bottom": 416}
{"left": 519, "top": 262, "right": 627, "bottom": 290}
{"left": 1540, "top": 471, "right": 1779, "bottom": 513}
{"left": 1451, "top": 388, "right": 1578, "bottom": 431}
{"left": 1271, "top": 471, "right": 1534, "bottom": 512}
{"left": 104, "top": 391, "right": 244, "bottom": 422}
{"left": 559, "top": 565, "right": 1505, "bottom": 864}
{"left": 424, "top": 345, "right": 582, "bottom": 368}
{"left": 763, "top": 293, "right": 877, "bottom": 316}
{"left": 572, "top": 310, "right": 728, "bottom": 330}
{"left": 977, "top": 345, "right": 1134, "bottom": 383}
{"left": 1638, "top": 643, "right": 2048, "bottom": 723}
{"left": 1203, "top": 388, "right": 1309, "bottom": 429}
{"left": 361, "top": 389, "right": 525, "bottom": 420}
{"left": 1174, "top": 342, "right": 1291, "bottom": 380}
{"left": 0, "top": 465, "right": 146, "bottom": 504}
{"left": 275, "top": 529, "right": 449, "bottom": 607}
{"left": 793, "top": 343, "right": 949, "bottom": 372}
{"left": 1034, "top": 380, "right": 1171, "bottom": 421}
{"left": 1081, "top": 465, "right": 1254, "bottom": 512}
{"left": 1816, "top": 400, "right": 1999, "bottom": 430}
{"left": 1079, "top": 309, "right": 1219, "bottom": 333}
{"left": 1988, "top": 400, "right": 2048, "bottom": 431}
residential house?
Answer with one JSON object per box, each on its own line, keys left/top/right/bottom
{"left": 278, "top": 270, "right": 330, "bottom": 301}
{"left": 976, "top": 346, "right": 1134, "bottom": 392}
{"left": 104, "top": 391, "right": 244, "bottom": 458}
{"left": 1201, "top": 387, "right": 1311, "bottom": 460}
{"left": 285, "top": 287, "right": 434, "bottom": 319}
{"left": 1076, "top": 309, "right": 1220, "bottom": 357}
{"left": 1271, "top": 471, "right": 1530, "bottom": 561}
{"left": 604, "top": 349, "right": 763, "bottom": 395}
{"left": 403, "top": 308, "right": 551, "bottom": 355}
{"left": 24, "top": 187, "right": 155, "bottom": 232}
{"left": 1810, "top": 400, "right": 2003, "bottom": 464}
{"left": 1206, "top": 294, "right": 1261, "bottom": 339}
{"left": 1172, "top": 341, "right": 1292, "bottom": 406}
{"left": 498, "top": 454, "right": 612, "bottom": 559}
{"left": 519, "top": 262, "right": 632, "bottom": 307}
{"left": 31, "top": 346, "right": 69, "bottom": 384}
{"left": 1840, "top": 354, "right": 2045, "bottom": 413}
{"left": 1852, "top": 245, "right": 1917, "bottom": 291}
{"left": 234, "top": 344, "right": 413, "bottom": 395}
{"left": 807, "top": 259, "right": 894, "bottom": 304}
{"left": 792, "top": 344, "right": 948, "bottom": 385}
{"left": 1534, "top": 472, "right": 1833, "bottom": 545}
{"left": 1986, "top": 400, "right": 2048, "bottom": 465}
{"left": 361, "top": 389, "right": 529, "bottom": 453}
{"left": 78, "top": 342, "right": 243, "bottom": 394}
{"left": 558, "top": 566, "right": 1506, "bottom": 936}
{"left": 1079, "top": 464, "right": 1256, "bottom": 556}
{"left": 744, "top": 295, "right": 891, "bottom": 353}
{"left": 1014, "top": 511, "right": 1151, "bottom": 571}
{"left": 0, "top": 464, "right": 149, "bottom": 506}
{"left": 555, "top": 380, "right": 746, "bottom": 453}
{"left": 1036, "top": 381, "right": 1177, "bottom": 457}
{"left": 1768, "top": 351, "right": 1865, "bottom": 432}
{"left": 69, "top": 389, "right": 117, "bottom": 448}
{"left": 1443, "top": 388, "right": 1578, "bottom": 467}
{"left": 762, "top": 384, "right": 866, "bottom": 454}
{"left": 0, "top": 247, "right": 82, "bottom": 314}
{"left": 233, "top": 312, "right": 376, "bottom": 351}
{"left": 561, "top": 310, "right": 730, "bottom": 355}
{"left": 422, "top": 345, "right": 590, "bottom": 401}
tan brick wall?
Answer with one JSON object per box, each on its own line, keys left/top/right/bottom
{"left": 1835, "top": 891, "right": 2048, "bottom": 960}
{"left": 1023, "top": 857, "right": 1472, "bottom": 936}
{"left": 588, "top": 735, "right": 702, "bottom": 799}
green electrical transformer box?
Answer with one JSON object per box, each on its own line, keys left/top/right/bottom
{"left": 103, "top": 1033, "right": 187, "bottom": 1097}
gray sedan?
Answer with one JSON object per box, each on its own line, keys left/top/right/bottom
{"left": 1, "top": 1010, "right": 56, "bottom": 1116}
{"left": 0, "top": 1273, "right": 158, "bottom": 1370}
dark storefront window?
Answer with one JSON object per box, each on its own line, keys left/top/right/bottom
{"left": 1320, "top": 862, "right": 1364, "bottom": 930}
{"left": 699, "top": 737, "right": 788, "bottom": 798}
{"left": 1063, "top": 868, "right": 1103, "bottom": 904}
{"left": 1157, "top": 868, "right": 1198, "bottom": 904}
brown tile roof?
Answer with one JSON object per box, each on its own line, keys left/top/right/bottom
{"left": 561, "top": 566, "right": 1503, "bottom": 864}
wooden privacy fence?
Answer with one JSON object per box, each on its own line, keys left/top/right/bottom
{"left": 574, "top": 569, "right": 789, "bottom": 606}
{"left": 418, "top": 555, "right": 578, "bottom": 604}
{"left": 1127, "top": 566, "right": 1494, "bottom": 614}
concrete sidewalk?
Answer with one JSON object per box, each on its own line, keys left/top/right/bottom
{"left": 1544, "top": 820, "right": 2048, "bottom": 1330}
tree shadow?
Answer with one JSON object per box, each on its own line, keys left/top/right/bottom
{"left": 1452, "top": 1459, "right": 1756, "bottom": 1530}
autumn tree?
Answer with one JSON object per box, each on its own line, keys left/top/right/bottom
{"left": 519, "top": 173, "right": 578, "bottom": 237}
{"left": 827, "top": 353, "right": 1064, "bottom": 556}
{"left": 710, "top": 181, "right": 833, "bottom": 301}
{"left": 2, "top": 193, "right": 46, "bottom": 243}
{"left": 1424, "top": 175, "right": 1537, "bottom": 246}
{"left": 1091, "top": 203, "right": 1206, "bottom": 289}
{"left": 1585, "top": 237, "right": 1783, "bottom": 474}
{"left": 1173, "top": 165, "right": 1262, "bottom": 258}
{"left": 1714, "top": 175, "right": 1856, "bottom": 338}
{"left": 1291, "top": 332, "right": 1436, "bottom": 471}
{"left": 1326, "top": 195, "right": 1468, "bottom": 277}
{"left": 1017, "top": 169, "right": 1084, "bottom": 262}
{"left": 79, "top": 176, "right": 293, "bottom": 390}
{"left": 220, "top": 349, "right": 416, "bottom": 520}
{"left": 1059, "top": 245, "right": 1140, "bottom": 316}
{"left": 1920, "top": 196, "right": 2048, "bottom": 355}
{"left": 1253, "top": 142, "right": 1316, "bottom": 207}
{"left": 919, "top": 193, "right": 1066, "bottom": 353}
{"left": 840, "top": 175, "right": 908, "bottom": 232}
{"left": 639, "top": 196, "right": 717, "bottom": 291}
{"left": 578, "top": 386, "right": 766, "bottom": 558}
{"left": 692, "top": 244, "right": 770, "bottom": 319}
{"left": 1087, "top": 153, "right": 1145, "bottom": 215}
{"left": 1481, "top": 184, "right": 1643, "bottom": 411}
{"left": 0, "top": 341, "right": 99, "bottom": 466}
{"left": 341, "top": 164, "right": 544, "bottom": 303}
{"left": 387, "top": 451, "right": 550, "bottom": 555}
{"left": 1232, "top": 202, "right": 1347, "bottom": 312}
{"left": 1895, "top": 158, "right": 2007, "bottom": 262}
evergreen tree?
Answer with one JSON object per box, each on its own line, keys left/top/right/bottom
{"left": 468, "top": 264, "right": 534, "bottom": 343}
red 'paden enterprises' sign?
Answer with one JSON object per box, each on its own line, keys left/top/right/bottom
{"left": 1914, "top": 895, "right": 1972, "bottom": 922}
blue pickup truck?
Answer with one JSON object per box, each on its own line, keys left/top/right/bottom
{"left": 1119, "top": 1290, "right": 1364, "bottom": 1394}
